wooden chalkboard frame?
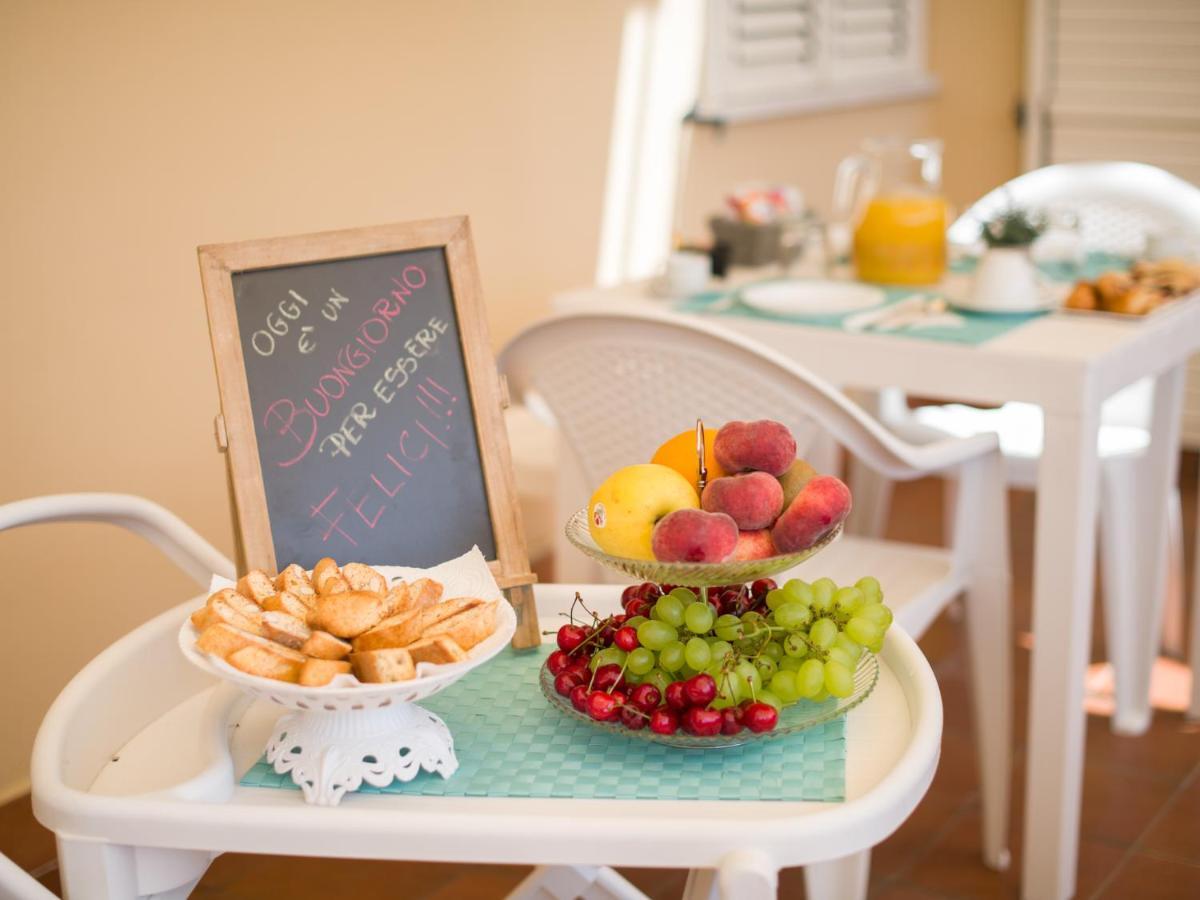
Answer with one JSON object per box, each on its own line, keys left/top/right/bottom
{"left": 198, "top": 217, "right": 539, "bottom": 648}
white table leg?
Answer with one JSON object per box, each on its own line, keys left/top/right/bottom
{"left": 1021, "top": 405, "right": 1101, "bottom": 900}
{"left": 716, "top": 849, "right": 777, "bottom": 899}
{"left": 803, "top": 850, "right": 869, "bottom": 900}
{"left": 507, "top": 865, "right": 648, "bottom": 900}
{"left": 56, "top": 838, "right": 138, "bottom": 900}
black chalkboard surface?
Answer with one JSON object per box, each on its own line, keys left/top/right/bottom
{"left": 231, "top": 248, "right": 496, "bottom": 569}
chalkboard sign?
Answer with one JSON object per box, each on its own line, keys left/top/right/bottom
{"left": 199, "top": 218, "right": 538, "bottom": 646}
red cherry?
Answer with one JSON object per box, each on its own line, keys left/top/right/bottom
{"left": 649, "top": 708, "right": 680, "bottom": 735}
{"left": 742, "top": 702, "right": 779, "bottom": 733}
{"left": 682, "top": 707, "right": 723, "bottom": 736}
{"left": 619, "top": 706, "right": 647, "bottom": 730}
{"left": 720, "top": 707, "right": 744, "bottom": 735}
{"left": 664, "top": 681, "right": 689, "bottom": 711}
{"left": 592, "top": 664, "right": 624, "bottom": 693}
{"left": 752, "top": 578, "right": 777, "bottom": 597}
{"left": 621, "top": 584, "right": 641, "bottom": 607}
{"left": 637, "top": 583, "right": 664, "bottom": 602}
{"left": 569, "top": 684, "right": 590, "bottom": 712}
{"left": 586, "top": 691, "right": 619, "bottom": 721}
{"left": 630, "top": 683, "right": 661, "bottom": 712}
{"left": 554, "top": 669, "right": 586, "bottom": 697}
{"left": 613, "top": 626, "right": 639, "bottom": 652}
{"left": 610, "top": 689, "right": 629, "bottom": 708}
{"left": 683, "top": 674, "right": 717, "bottom": 707}
{"left": 625, "top": 598, "right": 651, "bottom": 618}
{"left": 547, "top": 650, "right": 573, "bottom": 675}
{"left": 557, "top": 624, "right": 588, "bottom": 653}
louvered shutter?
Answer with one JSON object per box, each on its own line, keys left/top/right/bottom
{"left": 697, "top": 0, "right": 935, "bottom": 122}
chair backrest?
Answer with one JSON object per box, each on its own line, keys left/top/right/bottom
{"left": 499, "top": 311, "right": 995, "bottom": 489}
{"left": 947, "top": 161, "right": 1200, "bottom": 256}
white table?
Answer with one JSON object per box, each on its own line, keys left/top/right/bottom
{"left": 31, "top": 583, "right": 940, "bottom": 900}
{"left": 551, "top": 278, "right": 1200, "bottom": 900}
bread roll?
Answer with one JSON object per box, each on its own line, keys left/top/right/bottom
{"left": 311, "top": 591, "right": 387, "bottom": 638}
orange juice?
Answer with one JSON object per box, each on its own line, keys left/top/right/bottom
{"left": 853, "top": 192, "right": 947, "bottom": 285}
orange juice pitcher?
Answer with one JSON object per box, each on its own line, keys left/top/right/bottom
{"left": 834, "top": 138, "right": 947, "bottom": 285}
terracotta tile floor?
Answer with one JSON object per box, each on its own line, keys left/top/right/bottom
{"left": 4, "top": 466, "right": 1198, "bottom": 898}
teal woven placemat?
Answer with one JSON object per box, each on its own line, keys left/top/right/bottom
{"left": 677, "top": 252, "right": 1133, "bottom": 346}
{"left": 241, "top": 646, "right": 847, "bottom": 802}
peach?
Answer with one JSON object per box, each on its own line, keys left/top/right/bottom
{"left": 771, "top": 475, "right": 852, "bottom": 553}
{"left": 777, "top": 457, "right": 818, "bottom": 509}
{"left": 701, "top": 472, "right": 783, "bottom": 530}
{"left": 713, "top": 420, "right": 796, "bottom": 477}
{"left": 651, "top": 509, "right": 738, "bottom": 563}
{"left": 730, "top": 529, "right": 776, "bottom": 561}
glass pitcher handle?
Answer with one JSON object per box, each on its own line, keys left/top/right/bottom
{"left": 833, "top": 153, "right": 871, "bottom": 224}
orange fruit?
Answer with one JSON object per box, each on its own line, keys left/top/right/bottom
{"left": 650, "top": 425, "right": 729, "bottom": 492}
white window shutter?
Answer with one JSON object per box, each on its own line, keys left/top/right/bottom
{"left": 697, "top": 0, "right": 936, "bottom": 122}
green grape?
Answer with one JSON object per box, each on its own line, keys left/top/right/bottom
{"left": 727, "top": 670, "right": 750, "bottom": 702}
{"left": 679, "top": 665, "right": 699, "bottom": 680}
{"left": 783, "top": 632, "right": 809, "bottom": 658}
{"left": 783, "top": 579, "right": 813, "bottom": 605}
{"left": 734, "top": 660, "right": 762, "bottom": 694}
{"left": 826, "top": 646, "right": 854, "bottom": 669}
{"left": 809, "top": 617, "right": 838, "bottom": 649}
{"left": 779, "top": 656, "right": 805, "bottom": 672}
{"left": 684, "top": 636, "right": 712, "bottom": 670}
{"left": 709, "top": 640, "right": 734, "bottom": 661}
{"left": 754, "top": 655, "right": 778, "bottom": 680}
{"left": 762, "top": 640, "right": 784, "bottom": 661}
{"left": 659, "top": 640, "right": 686, "bottom": 672}
{"left": 757, "top": 689, "right": 784, "bottom": 712}
{"left": 833, "top": 586, "right": 864, "bottom": 615}
{"left": 856, "top": 603, "right": 893, "bottom": 628}
{"left": 654, "top": 595, "right": 686, "bottom": 628}
{"left": 624, "top": 615, "right": 648, "bottom": 630}
{"left": 796, "top": 658, "right": 825, "bottom": 698}
{"left": 811, "top": 688, "right": 831, "bottom": 703}
{"left": 637, "top": 619, "right": 678, "bottom": 651}
{"left": 855, "top": 576, "right": 882, "bottom": 602}
{"left": 742, "top": 610, "right": 766, "bottom": 626}
{"left": 714, "top": 614, "right": 744, "bottom": 641}
{"left": 591, "top": 647, "right": 626, "bottom": 670}
{"left": 769, "top": 670, "right": 799, "bottom": 702}
{"left": 710, "top": 694, "right": 735, "bottom": 710}
{"left": 627, "top": 670, "right": 646, "bottom": 685}
{"left": 845, "top": 617, "right": 882, "bottom": 647}
{"left": 824, "top": 660, "right": 854, "bottom": 698}
{"left": 644, "top": 668, "right": 670, "bottom": 693}
{"left": 626, "top": 647, "right": 655, "bottom": 675}
{"left": 734, "top": 636, "right": 765, "bottom": 657}
{"left": 810, "top": 578, "right": 836, "bottom": 613}
{"left": 669, "top": 586, "right": 697, "bottom": 603}
{"left": 683, "top": 601, "right": 715, "bottom": 634}
{"left": 833, "top": 633, "right": 863, "bottom": 663}
{"left": 765, "top": 588, "right": 791, "bottom": 611}
{"left": 775, "top": 603, "right": 812, "bottom": 631}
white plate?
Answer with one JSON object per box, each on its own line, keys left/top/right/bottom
{"left": 738, "top": 280, "right": 886, "bottom": 317}
{"left": 943, "top": 272, "right": 1067, "bottom": 314}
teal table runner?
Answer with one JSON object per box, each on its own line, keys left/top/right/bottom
{"left": 241, "top": 645, "right": 847, "bottom": 802}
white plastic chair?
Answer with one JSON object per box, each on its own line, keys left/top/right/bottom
{"left": 499, "top": 310, "right": 1014, "bottom": 880}
{"left": 881, "top": 161, "right": 1200, "bottom": 735}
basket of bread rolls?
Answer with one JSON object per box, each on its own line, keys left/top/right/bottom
{"left": 1064, "top": 259, "right": 1200, "bottom": 316}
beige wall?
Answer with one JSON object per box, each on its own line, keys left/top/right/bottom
{"left": 0, "top": 0, "right": 1023, "bottom": 797}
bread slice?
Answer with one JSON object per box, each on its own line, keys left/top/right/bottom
{"left": 311, "top": 590, "right": 386, "bottom": 638}
{"left": 410, "top": 578, "right": 444, "bottom": 609}
{"left": 312, "top": 557, "right": 341, "bottom": 593}
{"left": 276, "top": 565, "right": 316, "bottom": 601}
{"left": 351, "top": 597, "right": 482, "bottom": 652}
{"left": 351, "top": 648, "right": 416, "bottom": 683}
{"left": 236, "top": 569, "right": 277, "bottom": 605}
{"left": 320, "top": 574, "right": 351, "bottom": 596}
{"left": 406, "top": 635, "right": 468, "bottom": 665}
{"left": 299, "top": 658, "right": 352, "bottom": 686}
{"left": 222, "top": 591, "right": 267, "bottom": 624}
{"left": 384, "top": 582, "right": 413, "bottom": 616}
{"left": 425, "top": 600, "right": 498, "bottom": 651}
{"left": 227, "top": 644, "right": 302, "bottom": 682}
{"left": 261, "top": 610, "right": 312, "bottom": 649}
{"left": 342, "top": 562, "right": 386, "bottom": 594}
{"left": 196, "top": 622, "right": 306, "bottom": 662}
{"left": 261, "top": 590, "right": 310, "bottom": 622}
{"left": 190, "top": 598, "right": 265, "bottom": 636}
{"left": 301, "top": 630, "right": 352, "bottom": 660}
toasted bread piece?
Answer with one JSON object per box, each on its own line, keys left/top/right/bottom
{"left": 276, "top": 565, "right": 316, "bottom": 601}
{"left": 311, "top": 590, "right": 386, "bottom": 638}
{"left": 227, "top": 644, "right": 302, "bottom": 682}
{"left": 406, "top": 635, "right": 468, "bottom": 665}
{"left": 320, "top": 574, "right": 351, "bottom": 596}
{"left": 342, "top": 562, "right": 386, "bottom": 594}
{"left": 351, "top": 648, "right": 416, "bottom": 683}
{"left": 1107, "top": 285, "right": 1159, "bottom": 315}
{"left": 190, "top": 598, "right": 265, "bottom": 636}
{"left": 275, "top": 563, "right": 309, "bottom": 590}
{"left": 261, "top": 590, "right": 312, "bottom": 624}
{"left": 410, "top": 578, "right": 444, "bottom": 609}
{"left": 236, "top": 569, "right": 277, "bottom": 604}
{"left": 352, "top": 597, "right": 482, "bottom": 652}
{"left": 426, "top": 600, "right": 498, "bottom": 651}
{"left": 1064, "top": 281, "right": 1098, "bottom": 311}
{"left": 196, "top": 623, "right": 306, "bottom": 662}
{"left": 301, "top": 630, "right": 352, "bottom": 660}
{"left": 261, "top": 610, "right": 312, "bottom": 649}
{"left": 202, "top": 588, "right": 263, "bottom": 624}
{"left": 384, "top": 582, "right": 413, "bottom": 616}
{"left": 1095, "top": 272, "right": 1134, "bottom": 308}
{"left": 299, "top": 658, "right": 352, "bottom": 686}
{"left": 312, "top": 557, "right": 341, "bottom": 592}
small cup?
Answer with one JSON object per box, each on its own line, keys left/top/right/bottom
{"left": 654, "top": 250, "right": 711, "bottom": 298}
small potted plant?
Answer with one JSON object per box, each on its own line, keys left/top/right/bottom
{"left": 969, "top": 207, "right": 1050, "bottom": 311}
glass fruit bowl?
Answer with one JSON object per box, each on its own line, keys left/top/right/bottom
{"left": 564, "top": 507, "right": 843, "bottom": 588}
{"left": 539, "top": 651, "right": 879, "bottom": 749}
